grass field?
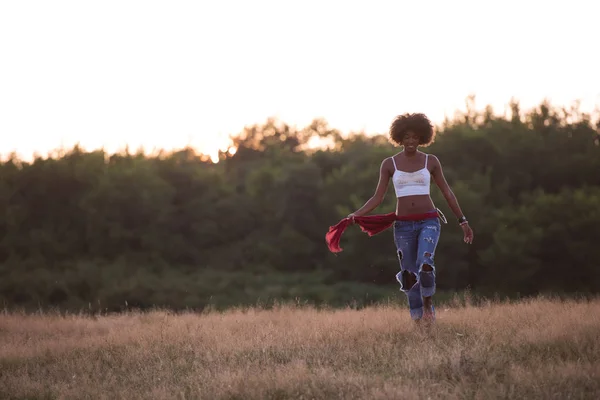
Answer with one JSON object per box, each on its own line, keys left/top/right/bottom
{"left": 1, "top": 296, "right": 599, "bottom": 399}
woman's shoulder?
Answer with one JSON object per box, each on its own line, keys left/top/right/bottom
{"left": 380, "top": 155, "right": 397, "bottom": 173}
{"left": 424, "top": 152, "right": 442, "bottom": 171}
{"left": 381, "top": 156, "right": 393, "bottom": 166}
{"left": 424, "top": 151, "right": 440, "bottom": 162}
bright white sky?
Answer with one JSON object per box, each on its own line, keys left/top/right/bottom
{"left": 1, "top": 0, "right": 599, "bottom": 162}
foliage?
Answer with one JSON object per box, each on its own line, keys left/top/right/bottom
{"left": 1, "top": 99, "right": 599, "bottom": 311}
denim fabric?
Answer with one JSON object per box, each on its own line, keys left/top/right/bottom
{"left": 393, "top": 216, "right": 441, "bottom": 320}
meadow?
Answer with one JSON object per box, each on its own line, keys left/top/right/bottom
{"left": 1, "top": 296, "right": 599, "bottom": 399}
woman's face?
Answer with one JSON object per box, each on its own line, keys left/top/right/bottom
{"left": 401, "top": 131, "right": 419, "bottom": 152}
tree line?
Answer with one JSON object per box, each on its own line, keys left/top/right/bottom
{"left": 2, "top": 98, "right": 600, "bottom": 312}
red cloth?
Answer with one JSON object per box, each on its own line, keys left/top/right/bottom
{"left": 325, "top": 211, "right": 439, "bottom": 253}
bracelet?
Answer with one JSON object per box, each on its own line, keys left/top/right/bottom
{"left": 458, "top": 216, "right": 467, "bottom": 224}
{"left": 459, "top": 221, "right": 469, "bottom": 226}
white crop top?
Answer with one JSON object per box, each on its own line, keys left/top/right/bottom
{"left": 391, "top": 154, "right": 431, "bottom": 197}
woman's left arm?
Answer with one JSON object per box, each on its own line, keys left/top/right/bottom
{"left": 429, "top": 155, "right": 474, "bottom": 244}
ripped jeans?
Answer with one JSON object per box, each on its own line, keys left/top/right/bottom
{"left": 393, "top": 216, "right": 441, "bottom": 320}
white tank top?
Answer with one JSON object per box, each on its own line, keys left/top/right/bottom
{"left": 391, "top": 154, "right": 431, "bottom": 197}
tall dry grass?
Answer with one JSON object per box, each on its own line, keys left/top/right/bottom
{"left": 1, "top": 296, "right": 599, "bottom": 399}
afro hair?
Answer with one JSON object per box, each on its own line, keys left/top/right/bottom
{"left": 389, "top": 113, "right": 435, "bottom": 147}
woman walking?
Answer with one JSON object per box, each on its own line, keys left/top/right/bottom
{"left": 326, "top": 113, "right": 473, "bottom": 323}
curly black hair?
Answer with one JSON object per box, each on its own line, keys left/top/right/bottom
{"left": 389, "top": 113, "right": 435, "bottom": 147}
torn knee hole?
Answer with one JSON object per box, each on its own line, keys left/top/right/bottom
{"left": 421, "top": 252, "right": 434, "bottom": 271}
{"left": 401, "top": 270, "right": 417, "bottom": 289}
{"left": 397, "top": 250, "right": 403, "bottom": 260}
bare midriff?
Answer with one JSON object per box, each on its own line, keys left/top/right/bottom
{"left": 395, "top": 194, "right": 436, "bottom": 217}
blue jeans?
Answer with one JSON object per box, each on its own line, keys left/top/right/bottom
{"left": 393, "top": 216, "right": 441, "bottom": 320}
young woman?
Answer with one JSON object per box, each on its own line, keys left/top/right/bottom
{"left": 327, "top": 113, "right": 473, "bottom": 323}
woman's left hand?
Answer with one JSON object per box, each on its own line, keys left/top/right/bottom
{"left": 347, "top": 213, "right": 357, "bottom": 223}
{"left": 461, "top": 223, "right": 474, "bottom": 244}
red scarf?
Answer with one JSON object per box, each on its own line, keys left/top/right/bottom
{"left": 325, "top": 211, "right": 439, "bottom": 253}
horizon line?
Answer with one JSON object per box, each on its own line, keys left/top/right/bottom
{"left": 3, "top": 95, "right": 599, "bottom": 163}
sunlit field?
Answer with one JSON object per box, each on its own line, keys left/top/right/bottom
{"left": 1, "top": 296, "right": 599, "bottom": 399}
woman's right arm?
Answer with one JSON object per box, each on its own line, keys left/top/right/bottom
{"left": 348, "top": 158, "right": 392, "bottom": 217}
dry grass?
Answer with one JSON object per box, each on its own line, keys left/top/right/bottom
{"left": 1, "top": 296, "right": 600, "bottom": 399}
